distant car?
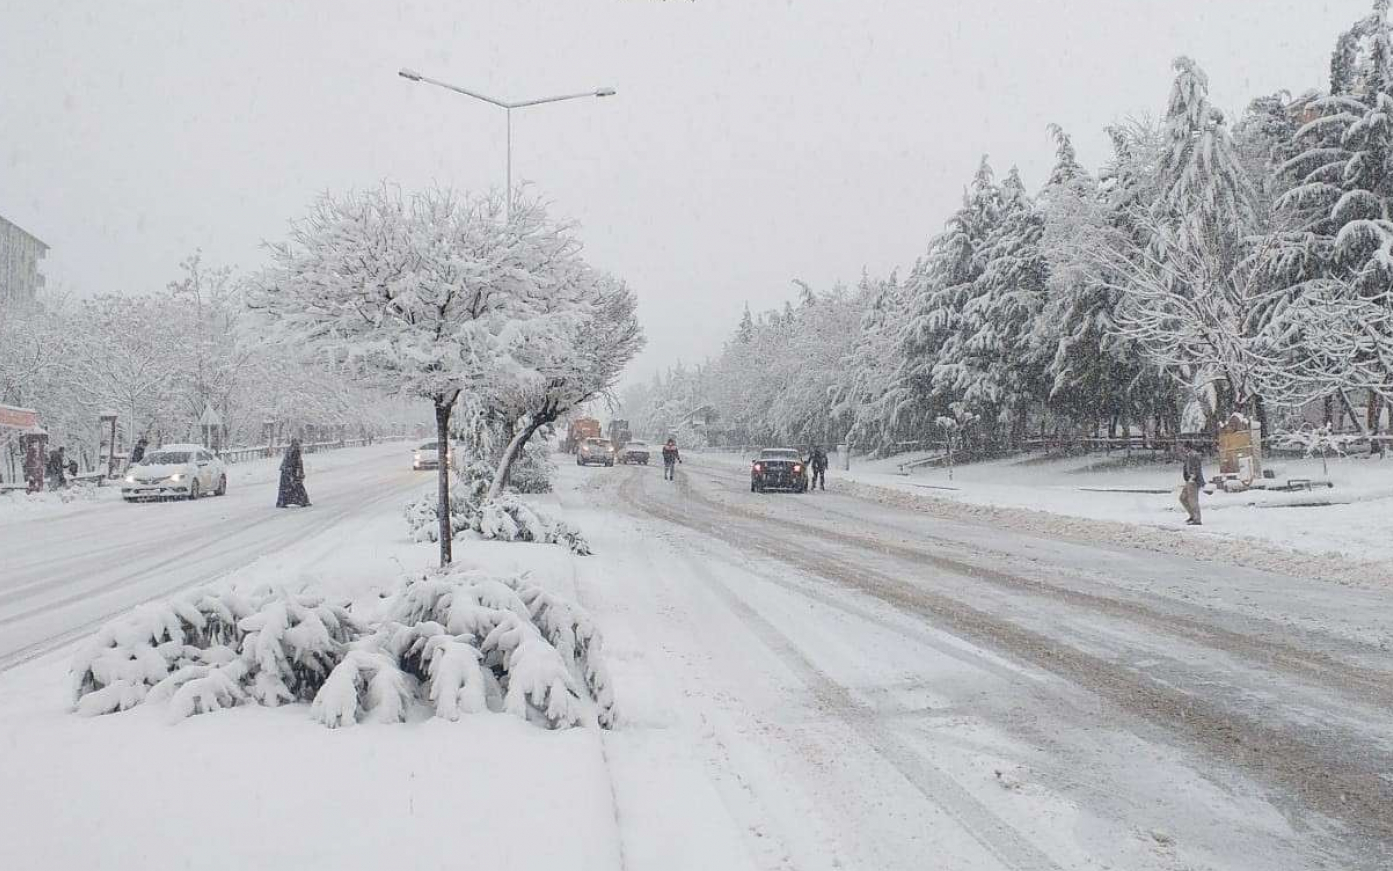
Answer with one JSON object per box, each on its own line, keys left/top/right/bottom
{"left": 122, "top": 444, "right": 227, "bottom": 502}
{"left": 413, "top": 440, "right": 454, "bottom": 471}
{"left": 751, "top": 448, "right": 808, "bottom": 493}
{"left": 577, "top": 437, "right": 615, "bottom": 467}
{"left": 619, "top": 440, "right": 651, "bottom": 465}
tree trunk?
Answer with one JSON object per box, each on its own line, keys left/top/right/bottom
{"left": 487, "top": 416, "right": 545, "bottom": 503}
{"left": 434, "top": 395, "right": 455, "bottom": 567}
{"left": 1253, "top": 394, "right": 1270, "bottom": 458}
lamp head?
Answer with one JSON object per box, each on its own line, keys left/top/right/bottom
{"left": 595, "top": 87, "right": 617, "bottom": 97}
{"left": 398, "top": 68, "right": 424, "bottom": 82}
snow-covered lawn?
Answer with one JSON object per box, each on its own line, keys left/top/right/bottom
{"left": 700, "top": 448, "right": 1393, "bottom": 585}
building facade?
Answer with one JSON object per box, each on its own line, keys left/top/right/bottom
{"left": 0, "top": 215, "right": 48, "bottom": 305}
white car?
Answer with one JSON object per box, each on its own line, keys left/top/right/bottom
{"left": 576, "top": 437, "right": 615, "bottom": 467}
{"left": 122, "top": 444, "right": 227, "bottom": 502}
{"left": 413, "top": 440, "right": 455, "bottom": 471}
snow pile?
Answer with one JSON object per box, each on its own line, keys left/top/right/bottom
{"left": 70, "top": 568, "right": 615, "bottom": 730}
{"left": 404, "top": 461, "right": 590, "bottom": 554}
{"left": 0, "top": 483, "right": 107, "bottom": 511}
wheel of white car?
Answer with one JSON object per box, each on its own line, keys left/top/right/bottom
{"left": 188, "top": 479, "right": 201, "bottom": 501}
{"left": 215, "top": 475, "right": 227, "bottom": 496}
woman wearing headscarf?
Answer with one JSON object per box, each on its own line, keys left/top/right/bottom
{"left": 276, "top": 437, "right": 311, "bottom": 508}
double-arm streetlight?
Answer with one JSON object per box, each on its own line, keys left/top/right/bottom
{"left": 398, "top": 67, "right": 615, "bottom": 218}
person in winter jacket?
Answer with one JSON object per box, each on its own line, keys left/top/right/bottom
{"left": 129, "top": 437, "right": 148, "bottom": 466}
{"left": 1179, "top": 446, "right": 1203, "bottom": 525}
{"left": 661, "top": 439, "right": 681, "bottom": 481}
{"left": 45, "top": 446, "right": 67, "bottom": 490}
{"left": 276, "top": 437, "right": 311, "bottom": 508}
{"left": 809, "top": 445, "right": 829, "bottom": 491}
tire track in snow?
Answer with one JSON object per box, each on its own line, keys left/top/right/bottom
{"left": 618, "top": 471, "right": 1066, "bottom": 871}
{"left": 692, "top": 461, "right": 1393, "bottom": 712}
{"left": 623, "top": 466, "right": 1393, "bottom": 858}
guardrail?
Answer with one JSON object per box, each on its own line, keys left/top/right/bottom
{"left": 217, "top": 436, "right": 410, "bottom": 465}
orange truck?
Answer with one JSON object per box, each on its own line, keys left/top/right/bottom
{"left": 564, "top": 417, "right": 602, "bottom": 453}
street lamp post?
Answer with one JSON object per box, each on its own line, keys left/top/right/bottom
{"left": 398, "top": 68, "right": 615, "bottom": 218}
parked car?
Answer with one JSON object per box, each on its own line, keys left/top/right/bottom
{"left": 619, "top": 440, "right": 651, "bottom": 465}
{"left": 576, "top": 437, "right": 616, "bottom": 467}
{"left": 122, "top": 444, "right": 227, "bottom": 502}
{"left": 750, "top": 448, "right": 808, "bottom": 493}
{"left": 413, "top": 440, "right": 453, "bottom": 471}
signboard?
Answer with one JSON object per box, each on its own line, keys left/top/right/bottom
{"left": 0, "top": 405, "right": 38, "bottom": 430}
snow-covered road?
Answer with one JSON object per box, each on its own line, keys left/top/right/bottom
{"left": 566, "top": 457, "right": 1393, "bottom": 870}
{"left": 0, "top": 442, "right": 428, "bottom": 673}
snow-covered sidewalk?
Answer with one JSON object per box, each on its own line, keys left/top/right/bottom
{"left": 698, "top": 449, "right": 1393, "bottom": 587}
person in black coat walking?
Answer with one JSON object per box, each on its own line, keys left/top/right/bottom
{"left": 129, "top": 436, "right": 148, "bottom": 466}
{"left": 809, "top": 445, "right": 829, "bottom": 491}
{"left": 45, "top": 446, "right": 67, "bottom": 491}
{"left": 276, "top": 438, "right": 311, "bottom": 508}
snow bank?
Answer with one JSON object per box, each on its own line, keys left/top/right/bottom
{"left": 70, "top": 566, "right": 616, "bottom": 730}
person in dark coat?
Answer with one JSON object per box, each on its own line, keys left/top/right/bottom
{"left": 661, "top": 439, "right": 681, "bottom": 481}
{"left": 809, "top": 445, "right": 829, "bottom": 491}
{"left": 1179, "top": 446, "right": 1203, "bottom": 526}
{"left": 129, "top": 437, "right": 148, "bottom": 466}
{"left": 45, "top": 446, "right": 67, "bottom": 490}
{"left": 276, "top": 438, "right": 311, "bottom": 508}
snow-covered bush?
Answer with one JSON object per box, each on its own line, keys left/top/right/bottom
{"left": 477, "top": 495, "right": 592, "bottom": 555}
{"left": 506, "top": 442, "right": 554, "bottom": 494}
{"left": 403, "top": 459, "right": 590, "bottom": 554}
{"left": 70, "top": 567, "right": 616, "bottom": 731}
{"left": 71, "top": 588, "right": 360, "bottom": 718}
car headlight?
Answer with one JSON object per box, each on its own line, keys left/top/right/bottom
{"left": 124, "top": 474, "right": 135, "bottom": 484}
{"left": 169, "top": 473, "right": 184, "bottom": 482}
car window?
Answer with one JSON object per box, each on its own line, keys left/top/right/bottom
{"left": 419, "top": 442, "right": 438, "bottom": 451}
{"left": 142, "top": 451, "right": 191, "bottom": 465}
{"left": 760, "top": 450, "right": 800, "bottom": 460}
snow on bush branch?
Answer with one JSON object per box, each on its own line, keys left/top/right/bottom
{"left": 404, "top": 461, "right": 591, "bottom": 554}
{"left": 71, "top": 568, "right": 615, "bottom": 730}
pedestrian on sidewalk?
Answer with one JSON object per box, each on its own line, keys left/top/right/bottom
{"left": 129, "top": 436, "right": 148, "bottom": 466}
{"left": 45, "top": 446, "right": 67, "bottom": 491}
{"left": 1179, "top": 446, "right": 1203, "bottom": 526}
{"left": 276, "top": 437, "right": 312, "bottom": 508}
{"left": 809, "top": 445, "right": 828, "bottom": 491}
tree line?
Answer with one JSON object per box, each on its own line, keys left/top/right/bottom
{"left": 626, "top": 2, "right": 1393, "bottom": 456}
{"left": 0, "top": 252, "right": 414, "bottom": 475}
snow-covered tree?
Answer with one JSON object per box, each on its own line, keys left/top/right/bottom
{"left": 1262, "top": 2, "right": 1393, "bottom": 411}
{"left": 251, "top": 187, "right": 591, "bottom": 565}
{"left": 485, "top": 273, "right": 643, "bottom": 501}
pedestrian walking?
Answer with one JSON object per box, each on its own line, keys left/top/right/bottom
{"left": 276, "top": 437, "right": 312, "bottom": 508}
{"left": 661, "top": 438, "right": 681, "bottom": 482}
{"left": 129, "top": 436, "right": 148, "bottom": 466}
{"left": 1179, "top": 446, "right": 1204, "bottom": 526}
{"left": 45, "top": 446, "right": 67, "bottom": 491}
{"left": 809, "top": 445, "right": 829, "bottom": 491}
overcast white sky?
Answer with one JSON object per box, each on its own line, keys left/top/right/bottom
{"left": 0, "top": 0, "right": 1361, "bottom": 384}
